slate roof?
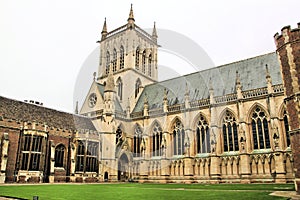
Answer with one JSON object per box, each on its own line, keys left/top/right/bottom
{"left": 0, "top": 96, "right": 96, "bottom": 131}
{"left": 133, "top": 52, "right": 282, "bottom": 112}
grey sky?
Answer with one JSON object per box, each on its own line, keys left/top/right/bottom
{"left": 0, "top": 0, "right": 299, "bottom": 112}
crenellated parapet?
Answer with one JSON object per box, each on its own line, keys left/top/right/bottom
{"left": 274, "top": 23, "right": 300, "bottom": 50}
{"left": 274, "top": 23, "right": 300, "bottom": 98}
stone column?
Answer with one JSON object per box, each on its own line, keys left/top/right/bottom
{"left": 273, "top": 151, "right": 286, "bottom": 183}
{"left": 239, "top": 153, "right": 251, "bottom": 183}
{"left": 49, "top": 140, "right": 55, "bottom": 183}
{"left": 70, "top": 142, "right": 76, "bottom": 182}
{"left": 139, "top": 160, "right": 149, "bottom": 182}
{"left": 210, "top": 155, "right": 221, "bottom": 183}
{"left": 183, "top": 157, "right": 194, "bottom": 183}
{"left": 0, "top": 133, "right": 9, "bottom": 183}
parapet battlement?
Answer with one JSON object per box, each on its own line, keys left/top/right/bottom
{"left": 274, "top": 22, "right": 300, "bottom": 49}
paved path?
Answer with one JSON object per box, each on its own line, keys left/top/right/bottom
{"left": 270, "top": 191, "right": 300, "bottom": 199}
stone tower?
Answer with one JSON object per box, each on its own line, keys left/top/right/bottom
{"left": 274, "top": 23, "right": 300, "bottom": 194}
{"left": 97, "top": 4, "right": 159, "bottom": 111}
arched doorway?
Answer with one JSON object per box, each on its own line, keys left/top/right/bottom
{"left": 118, "top": 153, "right": 129, "bottom": 181}
{"left": 104, "top": 172, "right": 108, "bottom": 182}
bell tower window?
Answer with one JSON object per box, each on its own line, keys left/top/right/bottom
{"left": 135, "top": 79, "right": 141, "bottom": 98}
{"left": 135, "top": 47, "right": 140, "bottom": 70}
{"left": 142, "top": 50, "right": 146, "bottom": 74}
{"left": 113, "top": 48, "right": 117, "bottom": 72}
{"left": 117, "top": 77, "right": 123, "bottom": 100}
{"left": 106, "top": 51, "right": 110, "bottom": 74}
{"left": 148, "top": 53, "right": 152, "bottom": 77}
{"left": 120, "top": 46, "right": 124, "bottom": 69}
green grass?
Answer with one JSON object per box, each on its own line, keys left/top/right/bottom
{"left": 0, "top": 183, "right": 295, "bottom": 200}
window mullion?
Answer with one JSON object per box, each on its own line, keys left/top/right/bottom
{"left": 84, "top": 141, "right": 87, "bottom": 172}
{"left": 231, "top": 124, "right": 234, "bottom": 151}
{"left": 27, "top": 135, "right": 33, "bottom": 170}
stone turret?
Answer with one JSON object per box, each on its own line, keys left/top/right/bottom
{"left": 274, "top": 22, "right": 300, "bottom": 194}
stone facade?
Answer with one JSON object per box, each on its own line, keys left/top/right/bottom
{"left": 0, "top": 6, "right": 298, "bottom": 185}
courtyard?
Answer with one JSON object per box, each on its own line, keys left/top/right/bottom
{"left": 0, "top": 183, "right": 296, "bottom": 200}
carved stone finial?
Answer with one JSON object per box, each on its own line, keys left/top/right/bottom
{"left": 127, "top": 4, "right": 135, "bottom": 28}
{"left": 163, "top": 88, "right": 168, "bottom": 100}
{"left": 144, "top": 93, "right": 148, "bottom": 104}
{"left": 93, "top": 72, "right": 96, "bottom": 81}
{"left": 152, "top": 21, "right": 158, "bottom": 43}
{"left": 185, "top": 82, "right": 190, "bottom": 96}
{"left": 236, "top": 71, "right": 241, "bottom": 85}
{"left": 209, "top": 77, "right": 213, "bottom": 91}
{"left": 75, "top": 101, "right": 79, "bottom": 114}
{"left": 101, "top": 18, "right": 107, "bottom": 40}
{"left": 265, "top": 64, "right": 271, "bottom": 80}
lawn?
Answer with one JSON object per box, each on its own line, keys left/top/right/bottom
{"left": 0, "top": 183, "right": 295, "bottom": 200}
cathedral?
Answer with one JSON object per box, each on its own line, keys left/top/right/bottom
{"left": 0, "top": 5, "right": 300, "bottom": 191}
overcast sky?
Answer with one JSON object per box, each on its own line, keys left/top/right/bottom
{"left": 0, "top": 0, "right": 299, "bottom": 113}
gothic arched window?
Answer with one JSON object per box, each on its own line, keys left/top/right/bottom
{"left": 251, "top": 106, "right": 271, "bottom": 150}
{"left": 135, "top": 79, "right": 141, "bottom": 98}
{"left": 135, "top": 47, "right": 140, "bottom": 70}
{"left": 54, "top": 144, "right": 65, "bottom": 167}
{"left": 106, "top": 51, "right": 110, "bottom": 74}
{"left": 283, "top": 110, "right": 290, "bottom": 147}
{"left": 117, "top": 77, "right": 123, "bottom": 100}
{"left": 148, "top": 53, "right": 152, "bottom": 77}
{"left": 222, "top": 110, "right": 239, "bottom": 152}
{"left": 152, "top": 122, "right": 162, "bottom": 157}
{"left": 173, "top": 119, "right": 185, "bottom": 155}
{"left": 196, "top": 114, "right": 210, "bottom": 154}
{"left": 112, "top": 48, "right": 117, "bottom": 72}
{"left": 120, "top": 46, "right": 124, "bottom": 69}
{"left": 142, "top": 50, "right": 146, "bottom": 74}
{"left": 133, "top": 125, "right": 142, "bottom": 157}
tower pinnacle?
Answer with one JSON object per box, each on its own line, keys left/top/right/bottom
{"left": 152, "top": 22, "right": 158, "bottom": 43}
{"left": 101, "top": 18, "right": 108, "bottom": 40}
{"left": 127, "top": 4, "right": 135, "bottom": 28}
